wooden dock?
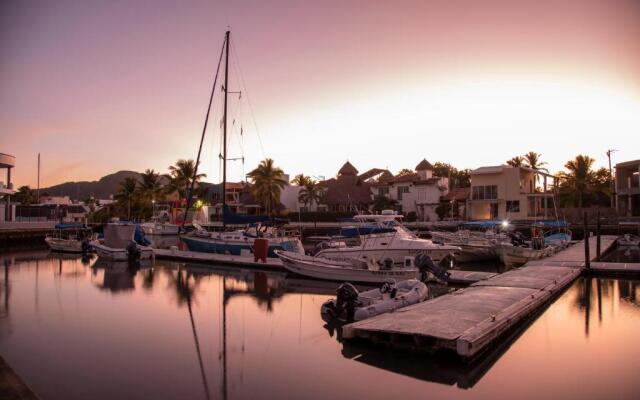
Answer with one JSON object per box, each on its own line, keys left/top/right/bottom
{"left": 342, "top": 236, "right": 623, "bottom": 358}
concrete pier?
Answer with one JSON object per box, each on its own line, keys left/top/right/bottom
{"left": 342, "top": 236, "right": 623, "bottom": 358}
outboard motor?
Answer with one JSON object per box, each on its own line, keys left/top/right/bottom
{"left": 415, "top": 253, "right": 450, "bottom": 283}
{"left": 508, "top": 231, "right": 527, "bottom": 247}
{"left": 379, "top": 279, "right": 397, "bottom": 298}
{"left": 81, "top": 238, "right": 91, "bottom": 254}
{"left": 126, "top": 241, "right": 141, "bottom": 262}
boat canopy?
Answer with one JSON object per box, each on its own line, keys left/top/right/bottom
{"left": 54, "top": 223, "right": 88, "bottom": 230}
{"left": 532, "top": 220, "right": 570, "bottom": 228}
{"left": 462, "top": 220, "right": 505, "bottom": 229}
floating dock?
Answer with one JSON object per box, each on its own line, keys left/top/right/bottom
{"left": 342, "top": 236, "right": 627, "bottom": 358}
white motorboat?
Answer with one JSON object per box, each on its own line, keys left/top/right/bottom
{"left": 314, "top": 213, "right": 460, "bottom": 266}
{"left": 45, "top": 223, "right": 94, "bottom": 253}
{"left": 321, "top": 279, "right": 428, "bottom": 322}
{"left": 92, "top": 223, "right": 154, "bottom": 261}
{"left": 141, "top": 204, "right": 180, "bottom": 235}
{"left": 276, "top": 250, "right": 420, "bottom": 283}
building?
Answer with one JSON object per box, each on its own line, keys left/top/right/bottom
{"left": 441, "top": 187, "right": 470, "bottom": 220}
{"left": 0, "top": 152, "right": 16, "bottom": 222}
{"left": 467, "top": 165, "right": 557, "bottom": 220}
{"left": 616, "top": 159, "right": 640, "bottom": 217}
{"left": 371, "top": 159, "right": 449, "bottom": 221}
{"left": 318, "top": 161, "right": 373, "bottom": 212}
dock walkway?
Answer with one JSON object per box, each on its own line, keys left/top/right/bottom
{"left": 342, "top": 236, "right": 622, "bottom": 358}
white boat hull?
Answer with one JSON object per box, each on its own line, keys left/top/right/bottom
{"left": 45, "top": 237, "right": 84, "bottom": 253}
{"left": 92, "top": 241, "right": 154, "bottom": 261}
{"left": 496, "top": 243, "right": 554, "bottom": 267}
{"left": 315, "top": 247, "right": 454, "bottom": 265}
{"left": 277, "top": 250, "right": 419, "bottom": 283}
{"left": 141, "top": 223, "right": 180, "bottom": 236}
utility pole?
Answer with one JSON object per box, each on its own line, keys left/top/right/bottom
{"left": 606, "top": 149, "right": 617, "bottom": 209}
{"left": 37, "top": 153, "right": 40, "bottom": 203}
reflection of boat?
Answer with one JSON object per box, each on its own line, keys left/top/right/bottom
{"left": 92, "top": 223, "right": 154, "bottom": 261}
{"left": 45, "top": 223, "right": 93, "bottom": 253}
{"left": 277, "top": 250, "right": 420, "bottom": 283}
{"left": 321, "top": 279, "right": 428, "bottom": 322}
{"left": 315, "top": 214, "right": 460, "bottom": 265}
{"left": 91, "top": 258, "right": 148, "bottom": 293}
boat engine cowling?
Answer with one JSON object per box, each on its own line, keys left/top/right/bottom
{"left": 415, "top": 253, "right": 450, "bottom": 283}
{"left": 126, "top": 241, "right": 141, "bottom": 262}
{"left": 334, "top": 282, "right": 359, "bottom": 321}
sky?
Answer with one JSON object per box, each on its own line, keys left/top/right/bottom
{"left": 1, "top": 0, "right": 640, "bottom": 188}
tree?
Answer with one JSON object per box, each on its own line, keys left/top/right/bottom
{"left": 432, "top": 162, "right": 471, "bottom": 188}
{"left": 371, "top": 195, "right": 398, "bottom": 213}
{"left": 506, "top": 156, "right": 524, "bottom": 167}
{"left": 291, "top": 174, "right": 313, "bottom": 187}
{"left": 115, "top": 177, "right": 137, "bottom": 220}
{"left": 14, "top": 186, "right": 35, "bottom": 205}
{"left": 298, "top": 179, "right": 321, "bottom": 211}
{"left": 246, "top": 158, "right": 288, "bottom": 215}
{"left": 523, "top": 151, "right": 548, "bottom": 172}
{"left": 558, "top": 155, "right": 595, "bottom": 209}
{"left": 167, "top": 159, "right": 206, "bottom": 201}
{"left": 137, "top": 169, "right": 165, "bottom": 206}
{"left": 397, "top": 168, "right": 414, "bottom": 177}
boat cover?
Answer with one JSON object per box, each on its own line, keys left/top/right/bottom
{"left": 104, "top": 224, "right": 135, "bottom": 248}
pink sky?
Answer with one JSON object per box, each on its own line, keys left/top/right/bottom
{"left": 2, "top": 0, "right": 640, "bottom": 188}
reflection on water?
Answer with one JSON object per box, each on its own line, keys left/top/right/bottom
{"left": 601, "top": 246, "right": 640, "bottom": 263}
{"left": 0, "top": 251, "right": 639, "bottom": 400}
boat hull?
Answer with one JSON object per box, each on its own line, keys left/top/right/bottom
{"left": 181, "top": 235, "right": 303, "bottom": 258}
{"left": 92, "top": 242, "right": 154, "bottom": 261}
{"left": 141, "top": 223, "right": 180, "bottom": 236}
{"left": 314, "top": 247, "right": 454, "bottom": 265}
{"left": 277, "top": 250, "right": 420, "bottom": 283}
{"left": 454, "top": 245, "right": 498, "bottom": 263}
{"left": 45, "top": 237, "right": 85, "bottom": 253}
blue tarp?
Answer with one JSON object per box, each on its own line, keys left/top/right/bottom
{"left": 533, "top": 220, "right": 570, "bottom": 228}
{"left": 462, "top": 220, "right": 505, "bottom": 229}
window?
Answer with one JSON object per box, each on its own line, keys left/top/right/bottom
{"left": 506, "top": 200, "right": 520, "bottom": 212}
{"left": 378, "top": 187, "right": 389, "bottom": 196}
{"left": 397, "top": 186, "right": 409, "bottom": 201}
{"left": 472, "top": 185, "right": 497, "bottom": 200}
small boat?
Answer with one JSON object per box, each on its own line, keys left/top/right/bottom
{"left": 314, "top": 213, "right": 460, "bottom": 265}
{"left": 617, "top": 234, "right": 640, "bottom": 247}
{"left": 45, "top": 223, "right": 94, "bottom": 253}
{"left": 141, "top": 204, "right": 180, "bottom": 235}
{"left": 321, "top": 279, "right": 428, "bottom": 322}
{"left": 92, "top": 223, "right": 154, "bottom": 261}
{"left": 276, "top": 250, "right": 420, "bottom": 283}
{"left": 182, "top": 221, "right": 304, "bottom": 257}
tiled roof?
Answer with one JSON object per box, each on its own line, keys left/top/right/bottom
{"left": 338, "top": 161, "right": 358, "bottom": 176}
{"left": 415, "top": 159, "right": 433, "bottom": 171}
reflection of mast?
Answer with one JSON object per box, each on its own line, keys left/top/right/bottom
{"left": 180, "top": 269, "right": 211, "bottom": 400}
{"left": 585, "top": 277, "right": 591, "bottom": 336}
{"left": 222, "top": 276, "right": 228, "bottom": 400}
{"left": 2, "top": 260, "right": 9, "bottom": 317}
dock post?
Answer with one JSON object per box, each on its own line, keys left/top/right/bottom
{"left": 583, "top": 211, "right": 590, "bottom": 269}
{"left": 596, "top": 209, "right": 601, "bottom": 261}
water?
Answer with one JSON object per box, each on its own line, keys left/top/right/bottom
{"left": 1, "top": 250, "right": 639, "bottom": 400}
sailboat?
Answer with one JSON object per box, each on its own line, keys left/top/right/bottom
{"left": 180, "top": 31, "right": 304, "bottom": 258}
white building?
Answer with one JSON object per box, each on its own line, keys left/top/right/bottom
{"left": 371, "top": 159, "right": 449, "bottom": 221}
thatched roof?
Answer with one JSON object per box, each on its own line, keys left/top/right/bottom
{"left": 338, "top": 161, "right": 358, "bottom": 176}
{"left": 322, "top": 174, "right": 372, "bottom": 207}
{"left": 415, "top": 159, "right": 434, "bottom": 171}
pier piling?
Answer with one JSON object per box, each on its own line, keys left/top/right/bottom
{"left": 584, "top": 212, "right": 590, "bottom": 269}
{"left": 596, "top": 210, "right": 601, "bottom": 261}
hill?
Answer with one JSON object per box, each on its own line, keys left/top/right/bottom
{"left": 42, "top": 170, "right": 142, "bottom": 200}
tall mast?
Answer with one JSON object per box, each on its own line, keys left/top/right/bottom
{"left": 222, "top": 30, "right": 230, "bottom": 229}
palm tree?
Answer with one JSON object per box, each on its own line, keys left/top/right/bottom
{"left": 298, "top": 179, "right": 321, "bottom": 211}
{"left": 523, "top": 151, "right": 548, "bottom": 172}
{"left": 291, "top": 174, "right": 313, "bottom": 187}
{"left": 559, "top": 155, "right": 595, "bottom": 209}
{"left": 167, "top": 159, "right": 206, "bottom": 201}
{"left": 14, "top": 186, "right": 35, "bottom": 205}
{"left": 246, "top": 158, "right": 288, "bottom": 215}
{"left": 506, "top": 156, "right": 524, "bottom": 167}
{"left": 115, "top": 177, "right": 137, "bottom": 220}
{"left": 137, "top": 169, "right": 165, "bottom": 205}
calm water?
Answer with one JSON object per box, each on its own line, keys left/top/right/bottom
{"left": 1, "top": 250, "right": 639, "bottom": 400}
